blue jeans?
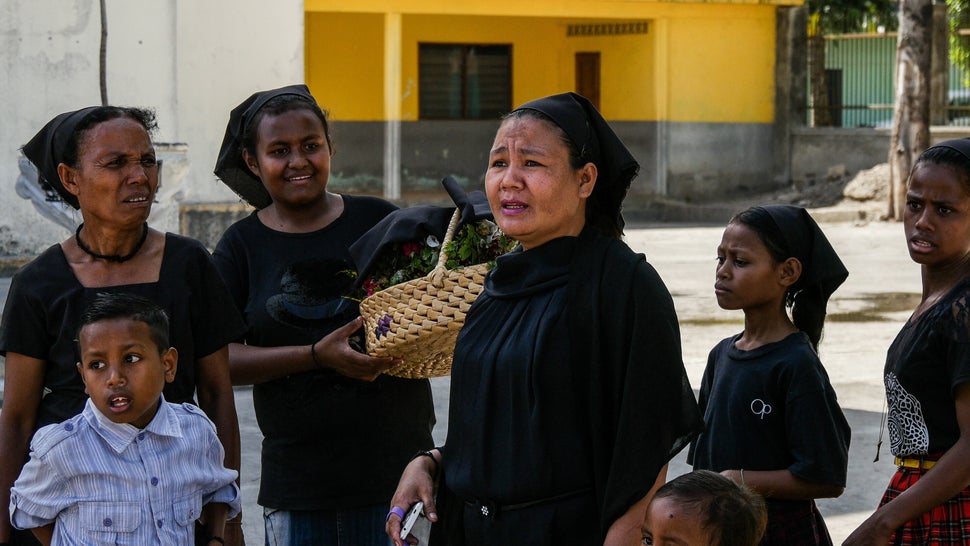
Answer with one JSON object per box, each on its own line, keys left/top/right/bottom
{"left": 263, "top": 503, "right": 392, "bottom": 546}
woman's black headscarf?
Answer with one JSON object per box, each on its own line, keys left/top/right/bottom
{"left": 214, "top": 84, "right": 317, "bottom": 209}
{"left": 511, "top": 92, "right": 639, "bottom": 238}
{"left": 21, "top": 106, "right": 102, "bottom": 210}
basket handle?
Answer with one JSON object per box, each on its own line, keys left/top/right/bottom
{"left": 429, "top": 208, "right": 462, "bottom": 286}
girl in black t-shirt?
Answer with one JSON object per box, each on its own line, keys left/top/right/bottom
{"left": 846, "top": 139, "right": 970, "bottom": 546}
{"left": 212, "top": 85, "right": 434, "bottom": 546}
{"left": 689, "top": 205, "right": 850, "bottom": 545}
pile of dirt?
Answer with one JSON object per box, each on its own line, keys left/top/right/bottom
{"left": 842, "top": 163, "right": 890, "bottom": 203}
{"left": 732, "top": 163, "right": 891, "bottom": 220}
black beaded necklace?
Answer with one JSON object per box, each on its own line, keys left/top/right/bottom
{"left": 75, "top": 222, "right": 149, "bottom": 263}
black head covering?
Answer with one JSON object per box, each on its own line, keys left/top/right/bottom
{"left": 511, "top": 92, "right": 639, "bottom": 238}
{"left": 21, "top": 106, "right": 103, "bottom": 210}
{"left": 214, "top": 84, "right": 317, "bottom": 209}
{"left": 922, "top": 137, "right": 970, "bottom": 164}
{"left": 753, "top": 205, "right": 848, "bottom": 306}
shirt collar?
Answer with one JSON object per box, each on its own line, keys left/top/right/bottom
{"left": 82, "top": 396, "right": 184, "bottom": 454}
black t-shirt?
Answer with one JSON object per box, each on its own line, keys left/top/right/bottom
{"left": 0, "top": 233, "right": 247, "bottom": 429}
{"left": 884, "top": 277, "right": 970, "bottom": 456}
{"left": 690, "top": 332, "right": 850, "bottom": 487}
{"left": 212, "top": 194, "right": 435, "bottom": 510}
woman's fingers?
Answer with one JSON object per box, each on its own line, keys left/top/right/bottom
{"left": 314, "top": 317, "right": 402, "bottom": 380}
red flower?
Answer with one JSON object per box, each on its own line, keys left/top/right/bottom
{"left": 402, "top": 242, "right": 421, "bottom": 258}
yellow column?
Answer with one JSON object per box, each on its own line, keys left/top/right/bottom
{"left": 383, "top": 11, "right": 402, "bottom": 199}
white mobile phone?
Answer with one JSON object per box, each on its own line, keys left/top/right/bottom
{"left": 400, "top": 501, "right": 424, "bottom": 540}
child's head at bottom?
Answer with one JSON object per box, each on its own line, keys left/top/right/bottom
{"left": 75, "top": 292, "right": 177, "bottom": 429}
{"left": 642, "top": 470, "right": 767, "bottom": 546}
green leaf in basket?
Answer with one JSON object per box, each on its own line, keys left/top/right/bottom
{"left": 357, "top": 220, "right": 516, "bottom": 300}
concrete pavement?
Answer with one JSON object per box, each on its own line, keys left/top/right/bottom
{"left": 0, "top": 217, "right": 921, "bottom": 544}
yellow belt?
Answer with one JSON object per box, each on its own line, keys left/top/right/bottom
{"left": 895, "top": 457, "right": 937, "bottom": 470}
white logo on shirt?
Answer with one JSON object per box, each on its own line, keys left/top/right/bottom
{"left": 751, "top": 399, "right": 772, "bottom": 419}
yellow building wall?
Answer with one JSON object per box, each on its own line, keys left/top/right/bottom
{"left": 561, "top": 32, "right": 657, "bottom": 120}
{"left": 666, "top": 14, "right": 776, "bottom": 123}
{"left": 305, "top": 12, "right": 385, "bottom": 120}
{"left": 401, "top": 15, "right": 569, "bottom": 121}
{"left": 306, "top": 3, "right": 779, "bottom": 124}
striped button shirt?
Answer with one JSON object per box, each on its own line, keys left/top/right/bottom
{"left": 11, "top": 397, "right": 240, "bottom": 545}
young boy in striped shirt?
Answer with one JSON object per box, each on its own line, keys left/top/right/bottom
{"left": 10, "top": 292, "right": 240, "bottom": 545}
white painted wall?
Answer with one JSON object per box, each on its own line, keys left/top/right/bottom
{"left": 0, "top": 0, "right": 304, "bottom": 256}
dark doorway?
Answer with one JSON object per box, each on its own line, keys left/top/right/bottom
{"left": 575, "top": 52, "right": 601, "bottom": 110}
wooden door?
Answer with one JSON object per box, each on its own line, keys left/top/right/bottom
{"left": 575, "top": 52, "right": 601, "bottom": 110}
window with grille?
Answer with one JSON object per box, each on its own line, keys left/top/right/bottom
{"left": 419, "top": 44, "right": 511, "bottom": 120}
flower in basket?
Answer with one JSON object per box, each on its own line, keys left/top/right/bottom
{"left": 346, "top": 178, "right": 511, "bottom": 377}
{"left": 353, "top": 218, "right": 515, "bottom": 300}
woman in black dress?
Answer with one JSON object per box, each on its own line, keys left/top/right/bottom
{"left": 386, "top": 92, "right": 702, "bottom": 546}
{"left": 0, "top": 106, "right": 246, "bottom": 545}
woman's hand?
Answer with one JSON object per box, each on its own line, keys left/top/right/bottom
{"left": 313, "top": 317, "right": 400, "bottom": 381}
{"left": 843, "top": 383, "right": 970, "bottom": 545}
{"left": 604, "top": 464, "right": 667, "bottom": 546}
{"left": 386, "top": 450, "right": 440, "bottom": 546}
{"left": 841, "top": 516, "right": 894, "bottom": 546}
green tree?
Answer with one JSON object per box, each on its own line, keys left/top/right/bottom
{"left": 805, "top": 0, "right": 897, "bottom": 126}
{"left": 948, "top": 0, "right": 970, "bottom": 87}
{"left": 804, "top": 0, "right": 898, "bottom": 34}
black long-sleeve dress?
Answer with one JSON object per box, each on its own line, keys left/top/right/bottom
{"left": 438, "top": 227, "right": 702, "bottom": 545}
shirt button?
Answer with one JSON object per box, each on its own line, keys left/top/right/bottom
{"left": 103, "top": 517, "right": 112, "bottom": 527}
{"left": 64, "top": 423, "right": 74, "bottom": 431}
{"left": 137, "top": 432, "right": 146, "bottom": 441}
{"left": 157, "top": 519, "right": 163, "bottom": 528}
{"left": 150, "top": 477, "right": 159, "bottom": 486}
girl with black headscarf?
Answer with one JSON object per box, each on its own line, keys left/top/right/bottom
{"left": 0, "top": 106, "right": 246, "bottom": 545}
{"left": 211, "top": 85, "right": 434, "bottom": 546}
{"left": 689, "top": 205, "right": 851, "bottom": 545}
{"left": 386, "top": 92, "right": 701, "bottom": 546}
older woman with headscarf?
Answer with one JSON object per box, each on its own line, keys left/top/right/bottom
{"left": 385, "top": 93, "right": 703, "bottom": 546}
{"left": 0, "top": 106, "right": 246, "bottom": 545}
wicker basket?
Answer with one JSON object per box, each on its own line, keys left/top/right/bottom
{"left": 360, "top": 210, "right": 490, "bottom": 378}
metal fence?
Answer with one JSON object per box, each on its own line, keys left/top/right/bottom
{"left": 807, "top": 31, "right": 970, "bottom": 128}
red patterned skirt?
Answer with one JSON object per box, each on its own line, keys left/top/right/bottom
{"left": 879, "top": 467, "right": 970, "bottom": 545}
